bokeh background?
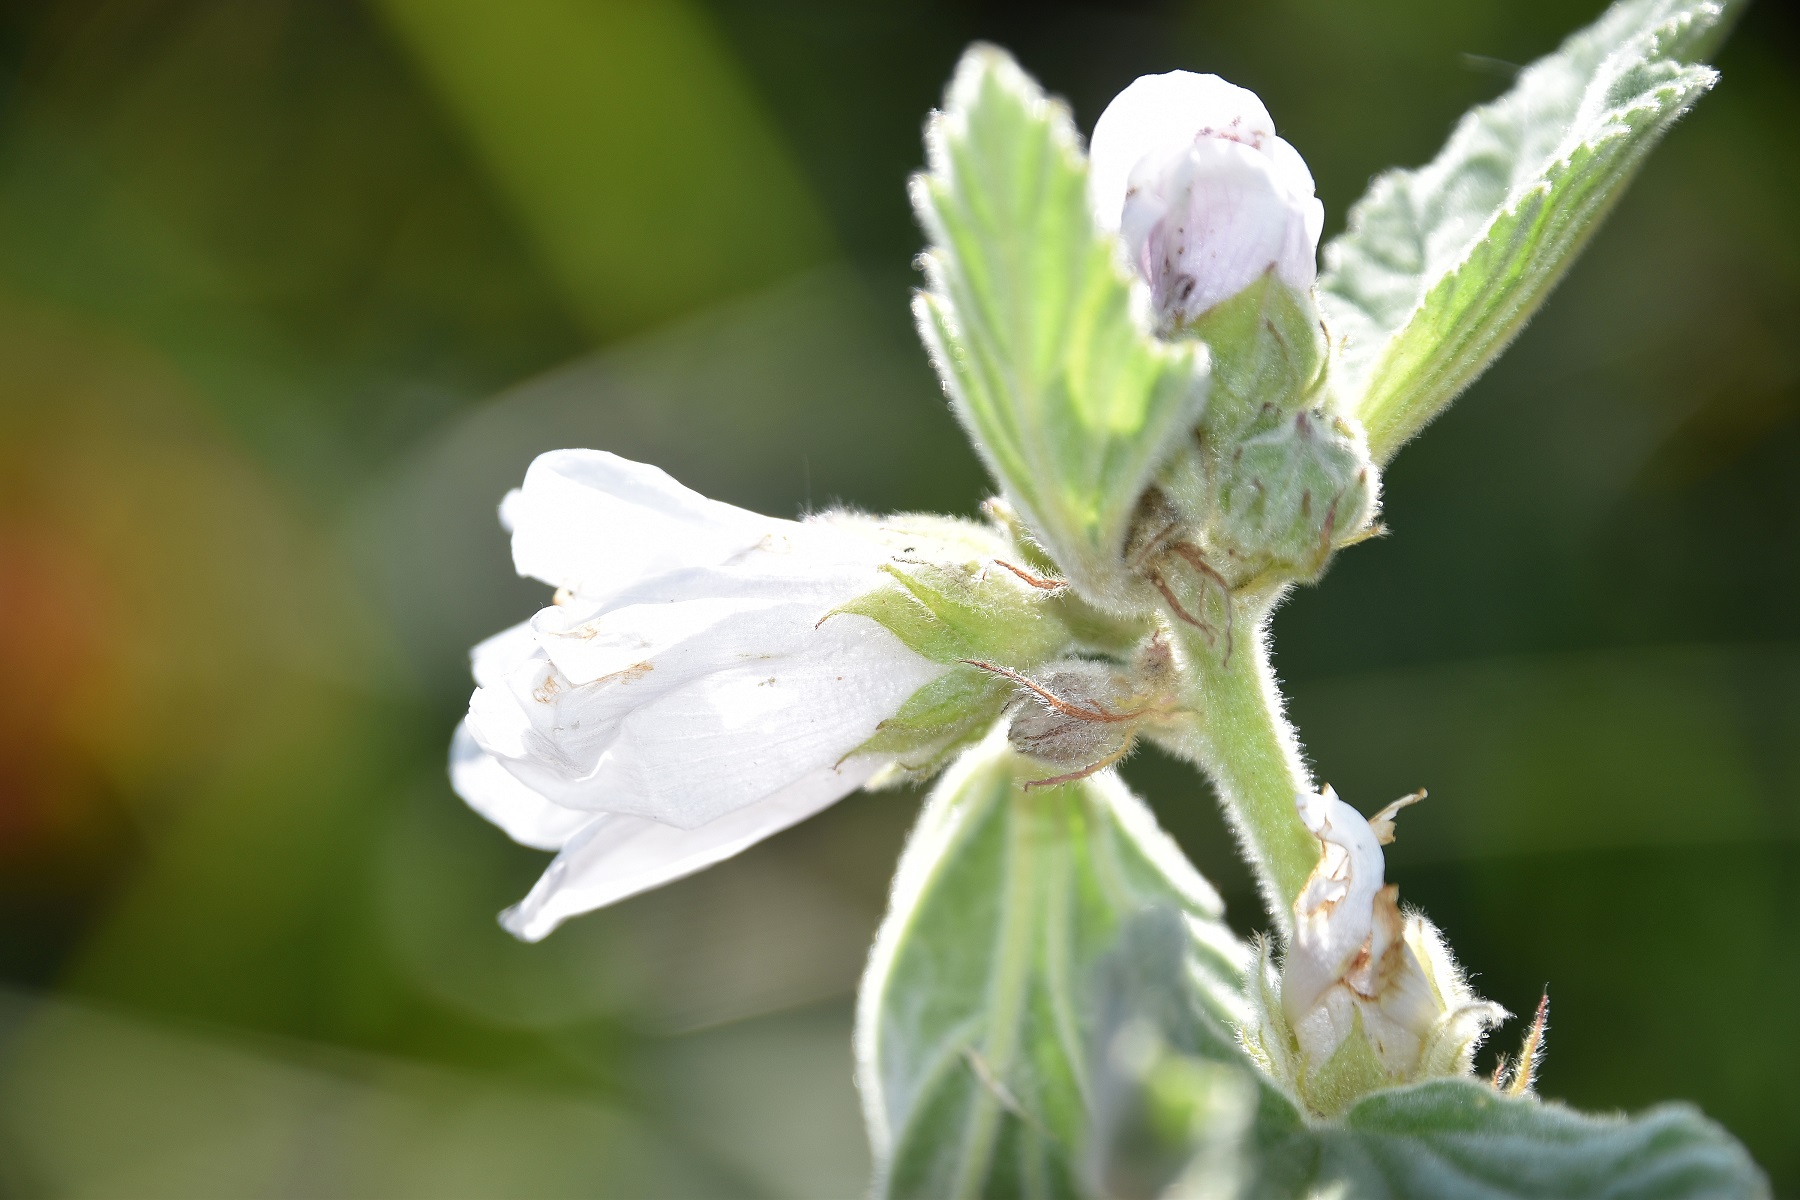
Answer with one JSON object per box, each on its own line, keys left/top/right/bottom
{"left": 0, "top": 0, "right": 1794, "bottom": 1195}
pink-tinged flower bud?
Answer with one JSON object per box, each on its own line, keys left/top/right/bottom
{"left": 1088, "top": 72, "right": 1324, "bottom": 330}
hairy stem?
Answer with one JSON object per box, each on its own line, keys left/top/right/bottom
{"left": 1158, "top": 618, "right": 1319, "bottom": 934}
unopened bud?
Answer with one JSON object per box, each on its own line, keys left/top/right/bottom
{"left": 1008, "top": 694, "right": 1138, "bottom": 783}
{"left": 987, "top": 646, "right": 1173, "bottom": 787}
{"left": 1088, "top": 72, "right": 1324, "bottom": 334}
{"left": 1212, "top": 408, "right": 1377, "bottom": 585}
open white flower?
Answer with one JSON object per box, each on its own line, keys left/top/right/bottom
{"left": 1088, "top": 71, "right": 1323, "bottom": 327}
{"left": 452, "top": 449, "right": 945, "bottom": 941}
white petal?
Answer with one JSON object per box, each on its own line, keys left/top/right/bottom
{"left": 1262, "top": 136, "right": 1318, "bottom": 208}
{"left": 1283, "top": 786, "right": 1388, "bottom": 1021}
{"left": 504, "top": 449, "right": 777, "bottom": 598}
{"left": 1264, "top": 137, "right": 1324, "bottom": 289}
{"left": 469, "top": 620, "right": 538, "bottom": 689}
{"left": 469, "top": 600, "right": 854, "bottom": 790}
{"left": 449, "top": 721, "right": 595, "bottom": 851}
{"left": 499, "top": 758, "right": 880, "bottom": 941}
{"left": 474, "top": 611, "right": 940, "bottom": 828}
{"left": 1089, "top": 71, "right": 1276, "bottom": 233}
{"left": 531, "top": 595, "right": 788, "bottom": 686}
{"left": 1129, "top": 139, "right": 1307, "bottom": 319}
{"left": 588, "top": 617, "right": 941, "bottom": 827}
{"left": 527, "top": 540, "right": 887, "bottom": 687}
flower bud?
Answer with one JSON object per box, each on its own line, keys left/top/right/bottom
{"left": 1089, "top": 72, "right": 1324, "bottom": 333}
{"left": 996, "top": 642, "right": 1174, "bottom": 786}
{"left": 1007, "top": 661, "right": 1129, "bottom": 744}
{"left": 1210, "top": 407, "right": 1377, "bottom": 585}
{"left": 1239, "top": 787, "right": 1506, "bottom": 1117}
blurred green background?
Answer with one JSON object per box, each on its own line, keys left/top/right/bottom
{"left": 0, "top": 0, "right": 1794, "bottom": 1195}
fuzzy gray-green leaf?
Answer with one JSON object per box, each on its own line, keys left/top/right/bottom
{"left": 1319, "top": 0, "right": 1731, "bottom": 462}
{"left": 913, "top": 46, "right": 1210, "bottom": 610}
{"left": 1307, "top": 1080, "right": 1769, "bottom": 1199}
{"left": 1111, "top": 1058, "right": 1767, "bottom": 1198}
{"left": 855, "top": 732, "right": 1247, "bottom": 1199}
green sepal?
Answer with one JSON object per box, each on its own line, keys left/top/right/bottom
{"left": 1303, "top": 1009, "right": 1393, "bottom": 1120}
{"left": 913, "top": 46, "right": 1211, "bottom": 612}
{"left": 977, "top": 498, "right": 1150, "bottom": 654}
{"left": 1319, "top": 0, "right": 1731, "bottom": 462}
{"left": 854, "top": 666, "right": 1015, "bottom": 786}
{"left": 1043, "top": 592, "right": 1151, "bottom": 659}
{"left": 831, "top": 560, "right": 1074, "bottom": 667}
{"left": 1186, "top": 273, "right": 1328, "bottom": 446}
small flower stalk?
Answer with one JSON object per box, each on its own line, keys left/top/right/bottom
{"left": 1240, "top": 787, "right": 1506, "bottom": 1117}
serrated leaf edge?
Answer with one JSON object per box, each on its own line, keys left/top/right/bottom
{"left": 908, "top": 45, "right": 1210, "bottom": 606}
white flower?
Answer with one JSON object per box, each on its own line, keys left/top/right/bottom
{"left": 1280, "top": 787, "right": 1503, "bottom": 1084}
{"left": 1088, "top": 71, "right": 1324, "bottom": 327}
{"left": 451, "top": 449, "right": 944, "bottom": 941}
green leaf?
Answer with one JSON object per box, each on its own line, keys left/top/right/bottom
{"left": 855, "top": 731, "right": 1248, "bottom": 1199}
{"left": 1318, "top": 0, "right": 1731, "bottom": 462}
{"left": 913, "top": 46, "right": 1210, "bottom": 609}
{"left": 1100, "top": 1025, "right": 1768, "bottom": 1198}
{"left": 1085, "top": 909, "right": 1283, "bottom": 1200}
{"left": 1308, "top": 1080, "right": 1770, "bottom": 1199}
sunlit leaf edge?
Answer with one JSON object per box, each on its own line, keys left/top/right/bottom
{"left": 911, "top": 45, "right": 1209, "bottom": 609}
{"left": 1318, "top": 0, "right": 1729, "bottom": 462}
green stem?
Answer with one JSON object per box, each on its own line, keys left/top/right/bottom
{"left": 1161, "top": 618, "right": 1319, "bottom": 934}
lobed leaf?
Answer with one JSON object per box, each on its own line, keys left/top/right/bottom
{"left": 913, "top": 46, "right": 1210, "bottom": 610}
{"left": 1319, "top": 0, "right": 1731, "bottom": 462}
{"left": 855, "top": 731, "right": 1248, "bottom": 1199}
